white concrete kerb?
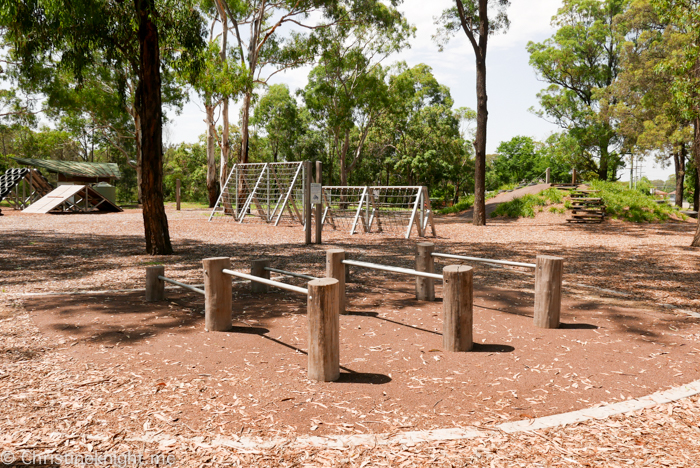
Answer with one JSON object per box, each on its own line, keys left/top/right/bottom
{"left": 122, "top": 378, "right": 700, "bottom": 450}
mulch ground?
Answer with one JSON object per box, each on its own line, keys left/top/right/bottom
{"left": 1, "top": 207, "right": 699, "bottom": 466}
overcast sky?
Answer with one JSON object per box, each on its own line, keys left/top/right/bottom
{"left": 167, "top": 0, "right": 673, "bottom": 182}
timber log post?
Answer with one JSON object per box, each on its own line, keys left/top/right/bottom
{"left": 415, "top": 242, "right": 435, "bottom": 301}
{"left": 326, "top": 249, "right": 346, "bottom": 314}
{"left": 145, "top": 265, "right": 165, "bottom": 302}
{"left": 442, "top": 265, "right": 473, "bottom": 352}
{"left": 307, "top": 278, "right": 340, "bottom": 382}
{"left": 203, "top": 257, "right": 232, "bottom": 332}
{"left": 251, "top": 259, "right": 271, "bottom": 293}
{"left": 533, "top": 255, "right": 563, "bottom": 329}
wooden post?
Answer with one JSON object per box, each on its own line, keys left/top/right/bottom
{"left": 315, "top": 161, "right": 323, "bottom": 244}
{"left": 572, "top": 169, "right": 577, "bottom": 185}
{"left": 251, "top": 259, "right": 271, "bottom": 293}
{"left": 307, "top": 278, "right": 340, "bottom": 382}
{"left": 145, "top": 265, "right": 165, "bottom": 302}
{"left": 304, "top": 160, "right": 312, "bottom": 245}
{"left": 442, "top": 265, "right": 473, "bottom": 352}
{"left": 415, "top": 242, "right": 435, "bottom": 301}
{"left": 203, "top": 257, "right": 232, "bottom": 332}
{"left": 545, "top": 167, "right": 551, "bottom": 184}
{"left": 344, "top": 253, "right": 351, "bottom": 283}
{"left": 326, "top": 249, "right": 346, "bottom": 314}
{"left": 176, "top": 179, "right": 181, "bottom": 211}
{"left": 534, "top": 255, "right": 563, "bottom": 329}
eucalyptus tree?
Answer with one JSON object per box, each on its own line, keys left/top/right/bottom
{"left": 611, "top": 0, "right": 693, "bottom": 205}
{"left": 434, "top": 0, "right": 510, "bottom": 226}
{"left": 251, "top": 84, "right": 303, "bottom": 163}
{"left": 372, "top": 64, "right": 470, "bottom": 195}
{"left": 528, "top": 0, "right": 630, "bottom": 182}
{"left": 214, "top": 0, "right": 406, "bottom": 167}
{"left": 302, "top": 5, "right": 412, "bottom": 185}
{"left": 650, "top": 0, "right": 700, "bottom": 246}
{"left": 1, "top": 0, "right": 206, "bottom": 254}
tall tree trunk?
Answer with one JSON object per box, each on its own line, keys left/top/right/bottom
{"left": 675, "top": 143, "right": 686, "bottom": 208}
{"left": 220, "top": 11, "right": 230, "bottom": 189}
{"left": 135, "top": 0, "right": 173, "bottom": 255}
{"left": 599, "top": 145, "right": 610, "bottom": 181}
{"left": 692, "top": 117, "right": 700, "bottom": 247}
{"left": 133, "top": 105, "right": 143, "bottom": 204}
{"left": 473, "top": 56, "right": 487, "bottom": 226}
{"left": 694, "top": 165, "right": 699, "bottom": 212}
{"left": 240, "top": 91, "right": 251, "bottom": 164}
{"left": 205, "top": 102, "right": 218, "bottom": 207}
{"left": 339, "top": 130, "right": 350, "bottom": 186}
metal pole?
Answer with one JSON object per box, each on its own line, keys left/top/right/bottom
{"left": 222, "top": 269, "right": 309, "bottom": 295}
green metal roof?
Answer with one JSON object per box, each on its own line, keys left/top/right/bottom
{"left": 10, "top": 157, "right": 121, "bottom": 179}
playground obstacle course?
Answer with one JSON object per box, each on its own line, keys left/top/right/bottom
{"left": 144, "top": 243, "right": 563, "bottom": 382}
{"left": 209, "top": 161, "right": 435, "bottom": 239}
{"left": 210, "top": 161, "right": 307, "bottom": 225}
{"left": 202, "top": 256, "right": 340, "bottom": 382}
{"left": 321, "top": 185, "right": 435, "bottom": 238}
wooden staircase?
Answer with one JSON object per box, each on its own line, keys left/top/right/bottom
{"left": 566, "top": 189, "right": 606, "bottom": 223}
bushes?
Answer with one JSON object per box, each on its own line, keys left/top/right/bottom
{"left": 490, "top": 188, "right": 566, "bottom": 218}
{"left": 437, "top": 194, "right": 474, "bottom": 214}
{"left": 590, "top": 181, "right": 685, "bottom": 223}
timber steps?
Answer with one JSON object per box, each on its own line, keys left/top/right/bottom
{"left": 566, "top": 189, "right": 607, "bottom": 223}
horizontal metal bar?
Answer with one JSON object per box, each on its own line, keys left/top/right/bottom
{"left": 341, "top": 259, "right": 443, "bottom": 280}
{"left": 431, "top": 252, "right": 536, "bottom": 269}
{"left": 264, "top": 267, "right": 318, "bottom": 281}
{"left": 222, "top": 269, "right": 308, "bottom": 295}
{"left": 158, "top": 276, "right": 205, "bottom": 295}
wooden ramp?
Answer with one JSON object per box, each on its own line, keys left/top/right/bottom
{"left": 23, "top": 185, "right": 122, "bottom": 214}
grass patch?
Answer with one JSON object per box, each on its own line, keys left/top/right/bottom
{"left": 437, "top": 194, "right": 474, "bottom": 214}
{"left": 164, "top": 201, "right": 211, "bottom": 210}
{"left": 490, "top": 188, "right": 567, "bottom": 218}
{"left": 590, "top": 181, "right": 686, "bottom": 223}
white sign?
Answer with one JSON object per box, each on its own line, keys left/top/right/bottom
{"left": 310, "top": 183, "right": 322, "bottom": 205}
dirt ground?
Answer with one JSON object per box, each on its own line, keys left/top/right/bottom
{"left": 1, "top": 207, "right": 699, "bottom": 466}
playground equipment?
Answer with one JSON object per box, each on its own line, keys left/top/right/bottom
{"left": 23, "top": 184, "right": 122, "bottom": 213}
{"left": 203, "top": 257, "right": 340, "bottom": 382}
{"left": 324, "top": 248, "right": 473, "bottom": 352}
{"left": 145, "top": 265, "right": 205, "bottom": 301}
{"left": 209, "top": 161, "right": 435, "bottom": 239}
{"left": 209, "top": 161, "right": 307, "bottom": 225}
{"left": 0, "top": 168, "right": 53, "bottom": 209}
{"left": 430, "top": 248, "right": 563, "bottom": 329}
{"left": 321, "top": 186, "right": 435, "bottom": 239}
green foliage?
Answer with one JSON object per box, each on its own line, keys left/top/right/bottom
{"left": 490, "top": 188, "right": 566, "bottom": 218}
{"left": 436, "top": 194, "right": 475, "bottom": 214}
{"left": 252, "top": 84, "right": 307, "bottom": 163}
{"left": 487, "top": 134, "right": 574, "bottom": 188}
{"left": 433, "top": 1, "right": 511, "bottom": 51}
{"left": 528, "top": 0, "right": 630, "bottom": 180}
{"left": 491, "top": 194, "right": 547, "bottom": 218}
{"left": 163, "top": 141, "right": 208, "bottom": 203}
{"left": 590, "top": 180, "right": 685, "bottom": 222}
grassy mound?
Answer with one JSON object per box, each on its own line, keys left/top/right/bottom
{"left": 588, "top": 181, "right": 686, "bottom": 223}
{"left": 490, "top": 188, "right": 564, "bottom": 218}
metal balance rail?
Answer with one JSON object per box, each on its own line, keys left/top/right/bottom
{"left": 222, "top": 269, "right": 309, "bottom": 294}
{"left": 341, "top": 259, "right": 443, "bottom": 280}
{"left": 263, "top": 267, "right": 318, "bottom": 281}
{"left": 431, "top": 252, "right": 536, "bottom": 269}
{"left": 157, "top": 276, "right": 205, "bottom": 295}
